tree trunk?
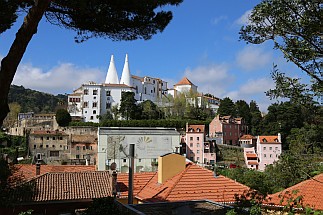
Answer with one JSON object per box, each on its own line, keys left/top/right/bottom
{"left": 0, "top": 0, "right": 50, "bottom": 128}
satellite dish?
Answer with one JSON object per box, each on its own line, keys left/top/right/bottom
{"left": 110, "top": 162, "right": 117, "bottom": 171}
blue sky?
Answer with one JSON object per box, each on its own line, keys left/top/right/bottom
{"left": 0, "top": 0, "right": 304, "bottom": 112}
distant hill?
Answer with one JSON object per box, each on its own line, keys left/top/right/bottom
{"left": 8, "top": 85, "right": 67, "bottom": 113}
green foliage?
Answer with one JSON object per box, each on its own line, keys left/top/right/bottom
{"left": 218, "top": 97, "right": 236, "bottom": 117}
{"left": 249, "top": 100, "right": 262, "bottom": 135}
{"left": 0, "top": 0, "right": 19, "bottom": 34}
{"left": 18, "top": 210, "right": 33, "bottom": 215}
{"left": 138, "top": 100, "right": 163, "bottom": 120}
{"left": 235, "top": 100, "right": 251, "bottom": 126}
{"left": 119, "top": 92, "right": 138, "bottom": 120}
{"left": 8, "top": 85, "right": 67, "bottom": 113}
{"left": 83, "top": 197, "right": 121, "bottom": 215}
{"left": 240, "top": 0, "right": 322, "bottom": 92}
{"left": 55, "top": 109, "right": 71, "bottom": 127}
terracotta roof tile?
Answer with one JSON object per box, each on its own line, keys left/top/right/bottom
{"left": 259, "top": 136, "right": 280, "bottom": 144}
{"left": 268, "top": 174, "right": 323, "bottom": 210}
{"left": 132, "top": 75, "right": 144, "bottom": 82}
{"left": 117, "top": 172, "right": 156, "bottom": 199}
{"left": 247, "top": 161, "right": 259, "bottom": 165}
{"left": 22, "top": 171, "right": 112, "bottom": 202}
{"left": 15, "top": 164, "right": 96, "bottom": 181}
{"left": 246, "top": 153, "right": 258, "bottom": 158}
{"left": 136, "top": 163, "right": 249, "bottom": 203}
{"left": 187, "top": 125, "right": 205, "bottom": 133}
{"left": 71, "top": 135, "right": 97, "bottom": 144}
{"left": 240, "top": 135, "right": 256, "bottom": 140}
{"left": 174, "top": 77, "right": 194, "bottom": 86}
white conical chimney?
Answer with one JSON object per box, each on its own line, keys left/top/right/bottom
{"left": 120, "top": 54, "right": 131, "bottom": 86}
{"left": 105, "top": 55, "right": 119, "bottom": 84}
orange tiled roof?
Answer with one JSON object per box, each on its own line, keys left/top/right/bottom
{"left": 240, "top": 134, "right": 256, "bottom": 140}
{"left": 247, "top": 161, "right": 259, "bottom": 165}
{"left": 246, "top": 153, "right": 258, "bottom": 158}
{"left": 267, "top": 174, "right": 323, "bottom": 210}
{"left": 132, "top": 75, "right": 144, "bottom": 82}
{"left": 15, "top": 164, "right": 96, "bottom": 181}
{"left": 135, "top": 163, "right": 249, "bottom": 203}
{"left": 117, "top": 172, "right": 156, "bottom": 198}
{"left": 102, "top": 83, "right": 131, "bottom": 88}
{"left": 31, "top": 130, "right": 68, "bottom": 136}
{"left": 259, "top": 136, "right": 280, "bottom": 144}
{"left": 187, "top": 125, "right": 205, "bottom": 133}
{"left": 174, "top": 77, "right": 194, "bottom": 86}
{"left": 22, "top": 171, "right": 112, "bottom": 202}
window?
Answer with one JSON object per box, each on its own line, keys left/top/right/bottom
{"left": 123, "top": 159, "right": 127, "bottom": 163}
{"left": 50, "top": 151, "right": 59, "bottom": 157}
{"left": 93, "top": 90, "right": 98, "bottom": 95}
{"left": 190, "top": 137, "right": 193, "bottom": 141}
{"left": 190, "top": 143, "right": 193, "bottom": 147}
{"left": 197, "top": 143, "right": 200, "bottom": 147}
{"left": 83, "top": 102, "right": 88, "bottom": 108}
{"left": 34, "top": 145, "right": 36, "bottom": 149}
{"left": 59, "top": 137, "right": 63, "bottom": 140}
{"left": 93, "top": 110, "right": 96, "bottom": 114}
{"left": 106, "top": 102, "right": 111, "bottom": 109}
{"left": 197, "top": 157, "right": 200, "bottom": 161}
{"left": 83, "top": 146, "right": 86, "bottom": 150}
{"left": 76, "top": 146, "right": 80, "bottom": 150}
{"left": 106, "top": 90, "right": 111, "bottom": 96}
{"left": 60, "top": 145, "right": 62, "bottom": 148}
{"left": 197, "top": 150, "right": 200, "bottom": 154}
{"left": 92, "top": 102, "right": 97, "bottom": 108}
{"left": 76, "top": 154, "right": 80, "bottom": 159}
{"left": 275, "top": 147, "right": 278, "bottom": 150}
{"left": 84, "top": 89, "right": 88, "bottom": 95}
{"left": 269, "top": 147, "right": 272, "bottom": 150}
{"left": 46, "top": 137, "right": 49, "bottom": 140}
{"left": 53, "top": 137, "right": 55, "bottom": 140}
{"left": 46, "top": 145, "right": 49, "bottom": 148}
{"left": 263, "top": 147, "right": 266, "bottom": 150}
{"left": 270, "top": 154, "right": 272, "bottom": 158}
{"left": 197, "top": 137, "right": 200, "bottom": 141}
{"left": 139, "top": 159, "right": 142, "bottom": 162}
{"left": 40, "top": 145, "right": 43, "bottom": 148}
{"left": 264, "top": 154, "right": 266, "bottom": 157}
{"left": 90, "top": 116, "right": 93, "bottom": 120}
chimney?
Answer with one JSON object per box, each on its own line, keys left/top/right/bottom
{"left": 158, "top": 153, "right": 186, "bottom": 184}
{"left": 36, "top": 162, "right": 41, "bottom": 176}
{"left": 128, "top": 144, "right": 135, "bottom": 204}
{"left": 278, "top": 133, "right": 281, "bottom": 143}
{"left": 110, "top": 162, "right": 117, "bottom": 199}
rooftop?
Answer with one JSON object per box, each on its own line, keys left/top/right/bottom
{"left": 259, "top": 136, "right": 280, "bottom": 144}
{"left": 268, "top": 173, "right": 323, "bottom": 210}
{"left": 174, "top": 77, "right": 194, "bottom": 86}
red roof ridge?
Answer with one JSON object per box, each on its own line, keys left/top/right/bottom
{"left": 163, "top": 162, "right": 193, "bottom": 199}
{"left": 136, "top": 172, "right": 157, "bottom": 195}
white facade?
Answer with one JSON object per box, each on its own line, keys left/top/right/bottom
{"left": 68, "top": 54, "right": 168, "bottom": 122}
{"left": 97, "top": 127, "right": 181, "bottom": 172}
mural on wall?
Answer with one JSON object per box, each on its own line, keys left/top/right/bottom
{"left": 106, "top": 135, "right": 174, "bottom": 159}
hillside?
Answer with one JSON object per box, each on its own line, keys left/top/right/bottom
{"left": 8, "top": 85, "right": 67, "bottom": 113}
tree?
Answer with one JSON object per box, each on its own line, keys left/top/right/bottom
{"left": 217, "top": 97, "right": 236, "bottom": 117}
{"left": 119, "top": 92, "right": 137, "bottom": 120}
{"left": 138, "top": 100, "right": 162, "bottom": 120}
{"left": 0, "top": 0, "right": 183, "bottom": 128}
{"left": 235, "top": 100, "right": 251, "bottom": 126}
{"left": 240, "top": 0, "right": 322, "bottom": 94}
{"left": 249, "top": 100, "right": 262, "bottom": 135}
{"left": 55, "top": 109, "right": 71, "bottom": 127}
{"left": 3, "top": 102, "right": 21, "bottom": 128}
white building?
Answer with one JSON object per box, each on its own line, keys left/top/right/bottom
{"left": 97, "top": 127, "right": 181, "bottom": 172}
{"left": 68, "top": 54, "right": 168, "bottom": 122}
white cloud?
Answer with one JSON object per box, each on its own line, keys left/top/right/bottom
{"left": 182, "top": 63, "right": 235, "bottom": 97}
{"left": 235, "top": 9, "right": 252, "bottom": 25}
{"left": 212, "top": 15, "right": 227, "bottom": 25}
{"left": 13, "top": 62, "right": 105, "bottom": 95}
{"left": 224, "top": 77, "right": 275, "bottom": 112}
{"left": 236, "top": 46, "right": 272, "bottom": 71}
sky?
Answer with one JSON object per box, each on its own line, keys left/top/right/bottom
{"left": 0, "top": 0, "right": 305, "bottom": 112}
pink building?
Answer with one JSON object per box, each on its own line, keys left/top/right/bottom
{"left": 185, "top": 124, "right": 216, "bottom": 165}
{"left": 256, "top": 134, "right": 282, "bottom": 171}
{"left": 186, "top": 124, "right": 205, "bottom": 164}
{"left": 209, "top": 115, "right": 246, "bottom": 146}
{"left": 243, "top": 147, "right": 259, "bottom": 170}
